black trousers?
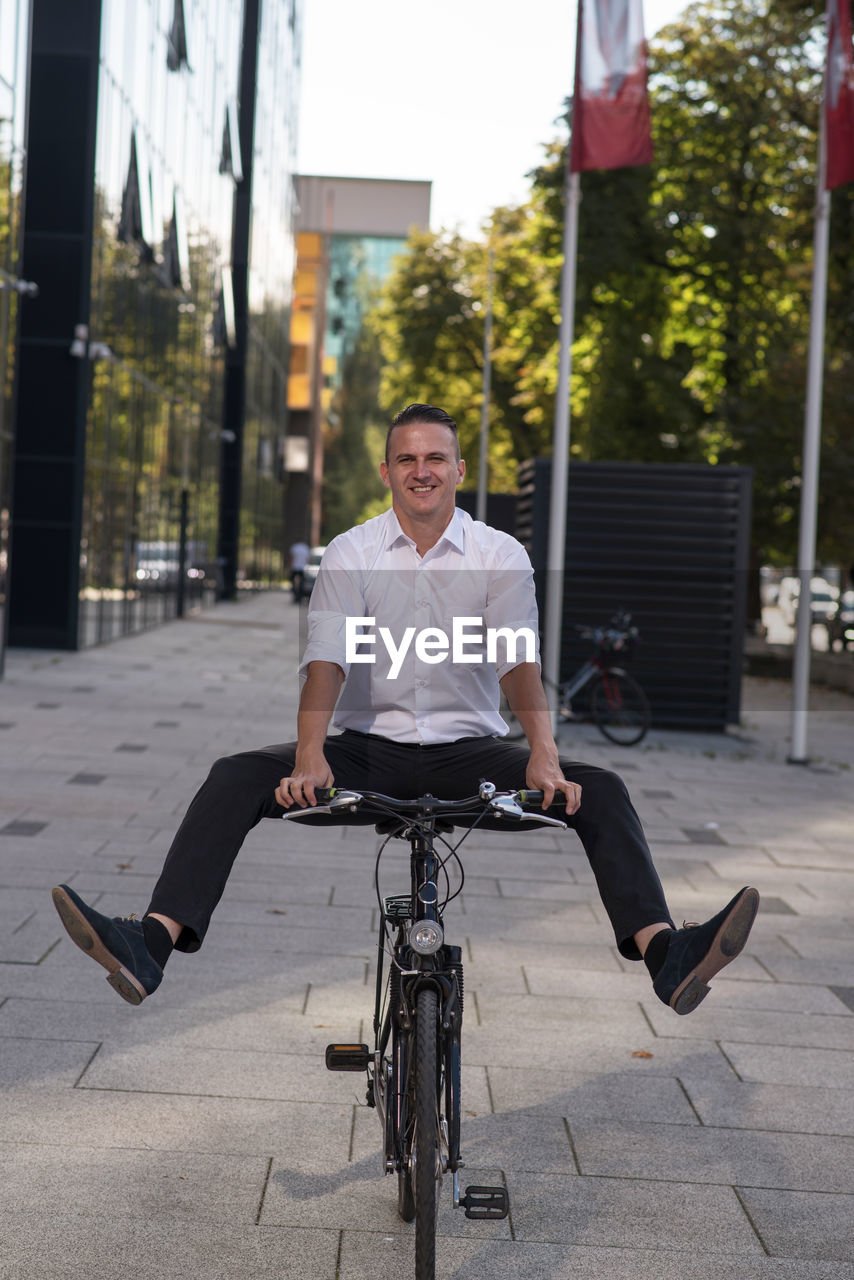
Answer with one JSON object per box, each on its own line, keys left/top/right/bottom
{"left": 147, "top": 730, "right": 673, "bottom": 960}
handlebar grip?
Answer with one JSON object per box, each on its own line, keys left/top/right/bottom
{"left": 516, "top": 789, "right": 564, "bottom": 805}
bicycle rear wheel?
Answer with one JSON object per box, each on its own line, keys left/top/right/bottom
{"left": 590, "top": 670, "right": 650, "bottom": 745}
{"left": 414, "top": 986, "right": 440, "bottom": 1280}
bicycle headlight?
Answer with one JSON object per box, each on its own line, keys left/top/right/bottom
{"left": 409, "top": 920, "right": 444, "bottom": 955}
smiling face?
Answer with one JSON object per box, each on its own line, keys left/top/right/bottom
{"left": 380, "top": 421, "right": 465, "bottom": 535}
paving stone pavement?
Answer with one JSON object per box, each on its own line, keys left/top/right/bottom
{"left": 1, "top": 589, "right": 853, "bottom": 1280}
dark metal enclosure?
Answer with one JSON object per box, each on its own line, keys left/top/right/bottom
{"left": 516, "top": 459, "right": 753, "bottom": 731}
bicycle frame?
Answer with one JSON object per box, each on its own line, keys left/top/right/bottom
{"left": 300, "top": 785, "right": 566, "bottom": 1279}
{"left": 561, "top": 655, "right": 602, "bottom": 701}
{"left": 372, "top": 814, "right": 463, "bottom": 1191}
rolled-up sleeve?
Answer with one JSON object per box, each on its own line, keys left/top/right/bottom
{"left": 482, "top": 543, "right": 541, "bottom": 679}
{"left": 297, "top": 543, "right": 365, "bottom": 681}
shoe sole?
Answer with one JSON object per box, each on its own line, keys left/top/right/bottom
{"left": 669, "top": 887, "right": 760, "bottom": 1016}
{"left": 51, "top": 886, "right": 147, "bottom": 1006}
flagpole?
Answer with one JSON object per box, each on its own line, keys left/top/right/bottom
{"left": 543, "top": 0, "right": 652, "bottom": 730}
{"left": 788, "top": 36, "right": 831, "bottom": 765}
{"left": 544, "top": 159, "right": 581, "bottom": 731}
{"left": 477, "top": 240, "right": 494, "bottom": 524}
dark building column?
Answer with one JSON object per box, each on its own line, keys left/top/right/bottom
{"left": 8, "top": 0, "right": 102, "bottom": 648}
{"left": 217, "top": 0, "right": 260, "bottom": 600}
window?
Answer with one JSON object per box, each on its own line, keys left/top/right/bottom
{"left": 166, "top": 0, "right": 190, "bottom": 72}
{"left": 218, "top": 98, "right": 244, "bottom": 184}
{"left": 117, "top": 129, "right": 154, "bottom": 257}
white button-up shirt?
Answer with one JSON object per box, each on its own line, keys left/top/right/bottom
{"left": 299, "top": 507, "right": 540, "bottom": 743}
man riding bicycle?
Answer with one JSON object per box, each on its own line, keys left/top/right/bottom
{"left": 52, "top": 403, "right": 758, "bottom": 1014}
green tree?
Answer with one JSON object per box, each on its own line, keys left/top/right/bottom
{"left": 368, "top": 0, "right": 854, "bottom": 564}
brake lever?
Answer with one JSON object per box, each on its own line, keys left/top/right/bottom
{"left": 489, "top": 796, "right": 568, "bottom": 830}
{"left": 521, "top": 814, "right": 568, "bottom": 829}
{"left": 282, "top": 790, "right": 363, "bottom": 819}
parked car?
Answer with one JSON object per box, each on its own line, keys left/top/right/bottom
{"left": 777, "top": 577, "right": 839, "bottom": 627}
{"left": 134, "top": 540, "right": 207, "bottom": 590}
{"left": 296, "top": 545, "right": 326, "bottom": 600}
{"left": 810, "top": 584, "right": 839, "bottom": 624}
{"left": 826, "top": 590, "right": 854, "bottom": 651}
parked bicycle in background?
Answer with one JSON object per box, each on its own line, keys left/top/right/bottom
{"left": 503, "top": 608, "right": 651, "bottom": 746}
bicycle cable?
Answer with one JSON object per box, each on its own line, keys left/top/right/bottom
{"left": 368, "top": 796, "right": 498, "bottom": 964}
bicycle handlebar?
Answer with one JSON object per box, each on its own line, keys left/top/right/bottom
{"left": 283, "top": 783, "right": 566, "bottom": 829}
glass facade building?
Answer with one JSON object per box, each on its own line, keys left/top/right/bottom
{"left": 0, "top": 0, "right": 32, "bottom": 674}
{"left": 7, "top": 0, "right": 300, "bottom": 652}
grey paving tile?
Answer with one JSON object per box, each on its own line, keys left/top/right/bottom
{"left": 0, "top": 1143, "right": 268, "bottom": 1224}
{"left": 486, "top": 1068, "right": 698, "bottom": 1124}
{"left": 0, "top": 1215, "right": 342, "bottom": 1280}
{"left": 681, "top": 1075, "right": 854, "bottom": 1137}
{"left": 519, "top": 965, "right": 652, "bottom": 1001}
{"left": 340, "top": 1236, "right": 854, "bottom": 1280}
{"left": 0, "top": 1037, "right": 98, "bottom": 1088}
{"left": 757, "top": 895, "right": 798, "bottom": 914}
{"left": 767, "top": 847, "right": 854, "bottom": 870}
{"left": 0, "top": 1084, "right": 352, "bottom": 1168}
{"left": 738, "top": 1187, "right": 854, "bottom": 1261}
{"left": 78, "top": 1041, "right": 360, "bottom": 1103}
{"left": 571, "top": 1118, "right": 854, "bottom": 1192}
{"left": 507, "top": 1171, "right": 764, "bottom": 1252}
{"left": 642, "top": 1001, "right": 854, "bottom": 1050}
{"left": 719, "top": 1042, "right": 854, "bottom": 1089}
{"left": 0, "top": 908, "right": 64, "bottom": 964}
{"left": 0, "top": 993, "right": 365, "bottom": 1059}
{"left": 466, "top": 1013, "right": 733, "bottom": 1077}
{"left": 457, "top": 899, "right": 599, "bottom": 932}
{"left": 0, "top": 820, "right": 47, "bottom": 836}
{"left": 495, "top": 878, "right": 590, "bottom": 902}
{"left": 687, "top": 976, "right": 852, "bottom": 1015}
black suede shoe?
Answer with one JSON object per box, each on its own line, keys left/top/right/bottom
{"left": 652, "top": 886, "right": 760, "bottom": 1015}
{"left": 51, "top": 884, "right": 163, "bottom": 1005}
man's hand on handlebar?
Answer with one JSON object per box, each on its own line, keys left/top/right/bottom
{"left": 275, "top": 751, "right": 334, "bottom": 809}
{"left": 525, "top": 747, "right": 581, "bottom": 815}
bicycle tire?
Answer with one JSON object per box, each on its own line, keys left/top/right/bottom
{"left": 414, "top": 986, "right": 440, "bottom": 1280}
{"left": 590, "top": 670, "right": 650, "bottom": 746}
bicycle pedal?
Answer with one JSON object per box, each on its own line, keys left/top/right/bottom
{"left": 460, "top": 1184, "right": 509, "bottom": 1220}
{"left": 325, "top": 1043, "right": 370, "bottom": 1072}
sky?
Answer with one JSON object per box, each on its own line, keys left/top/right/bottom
{"left": 297, "top": 0, "right": 689, "bottom": 237}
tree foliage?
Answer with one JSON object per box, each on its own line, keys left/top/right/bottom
{"left": 366, "top": 0, "right": 854, "bottom": 564}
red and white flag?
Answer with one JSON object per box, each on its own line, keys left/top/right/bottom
{"left": 826, "top": 0, "right": 854, "bottom": 188}
{"left": 570, "top": 0, "right": 654, "bottom": 173}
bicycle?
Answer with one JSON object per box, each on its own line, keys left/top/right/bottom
{"left": 284, "top": 782, "right": 566, "bottom": 1280}
{"left": 503, "top": 608, "right": 651, "bottom": 746}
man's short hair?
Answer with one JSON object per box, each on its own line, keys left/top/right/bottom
{"left": 385, "top": 403, "right": 459, "bottom": 463}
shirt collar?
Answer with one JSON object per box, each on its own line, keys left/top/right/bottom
{"left": 383, "top": 506, "right": 466, "bottom": 555}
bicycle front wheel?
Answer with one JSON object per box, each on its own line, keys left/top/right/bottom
{"left": 414, "top": 986, "right": 441, "bottom": 1280}
{"left": 590, "top": 670, "right": 650, "bottom": 746}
